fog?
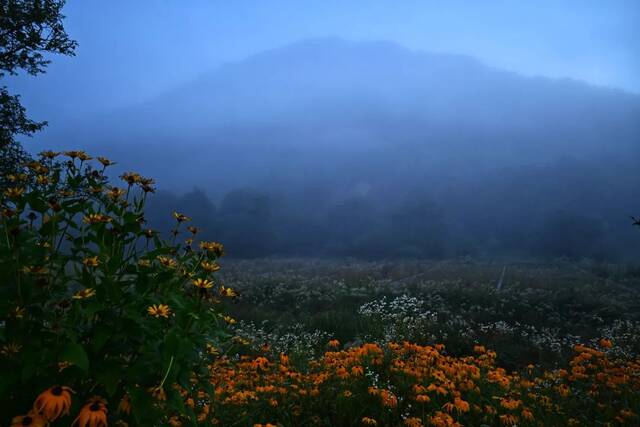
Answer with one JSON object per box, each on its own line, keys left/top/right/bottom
{"left": 11, "top": 2, "right": 640, "bottom": 260}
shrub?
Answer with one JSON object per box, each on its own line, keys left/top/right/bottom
{"left": 0, "top": 151, "right": 233, "bottom": 425}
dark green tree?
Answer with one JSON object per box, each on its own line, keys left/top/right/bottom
{"left": 0, "top": 0, "right": 76, "bottom": 184}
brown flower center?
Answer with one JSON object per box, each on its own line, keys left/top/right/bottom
{"left": 51, "top": 386, "right": 63, "bottom": 395}
{"left": 89, "top": 402, "right": 101, "bottom": 411}
{"left": 22, "top": 416, "right": 32, "bottom": 426}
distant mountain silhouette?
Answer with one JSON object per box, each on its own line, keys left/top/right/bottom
{"left": 43, "top": 37, "right": 640, "bottom": 194}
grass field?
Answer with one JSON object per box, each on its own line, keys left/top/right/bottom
{"left": 221, "top": 258, "right": 640, "bottom": 369}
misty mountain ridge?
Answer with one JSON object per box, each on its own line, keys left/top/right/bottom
{"left": 38, "top": 38, "right": 639, "bottom": 197}
{"left": 29, "top": 37, "right": 640, "bottom": 260}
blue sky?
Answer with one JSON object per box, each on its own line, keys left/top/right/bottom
{"left": 9, "top": 0, "right": 640, "bottom": 119}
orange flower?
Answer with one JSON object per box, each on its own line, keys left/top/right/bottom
{"left": 379, "top": 390, "right": 398, "bottom": 408}
{"left": 39, "top": 150, "right": 60, "bottom": 159}
{"left": 415, "top": 394, "right": 431, "bottom": 403}
{"left": 147, "top": 304, "right": 172, "bottom": 318}
{"left": 599, "top": 338, "right": 613, "bottom": 349}
{"left": 199, "top": 241, "right": 225, "bottom": 256}
{"left": 65, "top": 150, "right": 91, "bottom": 160}
{"left": 4, "top": 187, "right": 25, "bottom": 199}
{"left": 173, "top": 211, "right": 191, "bottom": 222}
{"left": 454, "top": 397, "right": 470, "bottom": 413}
{"left": 72, "top": 398, "right": 108, "bottom": 427}
{"left": 120, "top": 172, "right": 142, "bottom": 185}
{"left": 33, "top": 385, "right": 73, "bottom": 421}
{"left": 522, "top": 408, "right": 534, "bottom": 421}
{"left": 219, "top": 285, "right": 237, "bottom": 297}
{"left": 106, "top": 187, "right": 126, "bottom": 200}
{"left": 328, "top": 339, "right": 340, "bottom": 348}
{"left": 149, "top": 385, "right": 167, "bottom": 401}
{"left": 97, "top": 157, "right": 115, "bottom": 167}
{"left": 117, "top": 394, "right": 131, "bottom": 415}
{"left": 73, "top": 288, "right": 97, "bottom": 300}
{"left": 82, "top": 214, "right": 112, "bottom": 225}
{"left": 201, "top": 261, "right": 221, "bottom": 272}
{"left": 499, "top": 414, "right": 518, "bottom": 426}
{"left": 193, "top": 278, "right": 214, "bottom": 289}
{"left": 11, "top": 413, "right": 47, "bottom": 427}
{"left": 404, "top": 418, "right": 423, "bottom": 427}
{"left": 82, "top": 256, "right": 100, "bottom": 267}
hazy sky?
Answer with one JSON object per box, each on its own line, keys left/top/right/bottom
{"left": 9, "top": 0, "right": 640, "bottom": 119}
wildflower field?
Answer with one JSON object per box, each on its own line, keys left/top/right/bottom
{"left": 2, "top": 152, "right": 640, "bottom": 426}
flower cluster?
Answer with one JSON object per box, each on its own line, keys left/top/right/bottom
{"left": 204, "top": 341, "right": 639, "bottom": 426}
{"left": 1, "top": 151, "right": 232, "bottom": 424}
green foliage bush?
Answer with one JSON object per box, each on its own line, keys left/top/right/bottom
{"left": 0, "top": 151, "right": 230, "bottom": 425}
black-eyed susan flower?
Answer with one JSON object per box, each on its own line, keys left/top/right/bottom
{"left": 599, "top": 338, "right": 613, "bottom": 349}
{"left": 201, "top": 261, "right": 221, "bottom": 273}
{"left": 206, "top": 344, "right": 220, "bottom": 356}
{"left": 148, "top": 385, "right": 167, "bottom": 401}
{"left": 1, "top": 342, "right": 22, "bottom": 357}
{"left": 403, "top": 419, "right": 422, "bottom": 427}
{"left": 82, "top": 256, "right": 99, "bottom": 267}
{"left": 82, "top": 214, "right": 111, "bottom": 225}
{"left": 39, "top": 150, "right": 60, "bottom": 159}
{"left": 64, "top": 150, "right": 91, "bottom": 161}
{"left": 33, "top": 385, "right": 74, "bottom": 421}
{"left": 141, "top": 184, "right": 155, "bottom": 193}
{"left": 2, "top": 207, "right": 15, "bottom": 218}
{"left": 11, "top": 413, "right": 47, "bottom": 427}
{"left": 219, "top": 285, "right": 237, "bottom": 297}
{"left": 454, "top": 397, "right": 470, "bottom": 413}
{"left": 157, "top": 256, "right": 177, "bottom": 268}
{"left": 97, "top": 157, "right": 115, "bottom": 167}
{"left": 521, "top": 408, "right": 534, "bottom": 421}
{"left": 499, "top": 414, "right": 518, "bottom": 426}
{"left": 222, "top": 315, "right": 236, "bottom": 325}
{"left": 199, "top": 241, "right": 224, "bottom": 256}
{"left": 361, "top": 417, "right": 377, "bottom": 426}
{"left": 120, "top": 172, "right": 141, "bottom": 185}
{"left": 117, "top": 395, "right": 131, "bottom": 415}
{"left": 173, "top": 211, "right": 190, "bottom": 222}
{"left": 106, "top": 187, "right": 126, "bottom": 200}
{"left": 193, "top": 278, "right": 214, "bottom": 289}
{"left": 73, "top": 288, "right": 96, "bottom": 300}
{"left": 187, "top": 226, "right": 200, "bottom": 234}
{"left": 10, "top": 306, "right": 25, "bottom": 318}
{"left": 72, "top": 398, "right": 107, "bottom": 427}
{"left": 147, "top": 304, "right": 172, "bottom": 318}
{"left": 4, "top": 187, "right": 25, "bottom": 199}
{"left": 22, "top": 265, "right": 49, "bottom": 275}
{"left": 137, "top": 259, "right": 151, "bottom": 268}
{"left": 25, "top": 161, "right": 48, "bottom": 174}
{"left": 139, "top": 176, "right": 155, "bottom": 186}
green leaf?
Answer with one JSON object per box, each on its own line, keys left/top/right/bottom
{"left": 60, "top": 341, "right": 89, "bottom": 372}
{"left": 95, "top": 363, "right": 121, "bottom": 396}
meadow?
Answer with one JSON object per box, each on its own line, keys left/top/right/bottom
{"left": 223, "top": 258, "right": 640, "bottom": 369}
{"left": 1, "top": 152, "right": 639, "bottom": 426}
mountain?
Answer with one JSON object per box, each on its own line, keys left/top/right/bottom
{"left": 40, "top": 38, "right": 640, "bottom": 197}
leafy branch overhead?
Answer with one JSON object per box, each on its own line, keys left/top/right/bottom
{"left": 0, "top": 0, "right": 77, "bottom": 78}
{"left": 0, "top": 0, "right": 77, "bottom": 187}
